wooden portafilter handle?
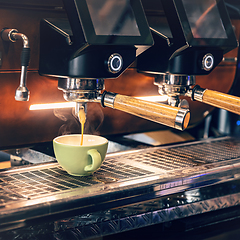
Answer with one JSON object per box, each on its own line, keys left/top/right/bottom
{"left": 101, "top": 91, "right": 190, "bottom": 131}
{"left": 190, "top": 85, "right": 240, "bottom": 115}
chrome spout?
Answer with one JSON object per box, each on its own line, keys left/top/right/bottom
{"left": 1, "top": 28, "right": 30, "bottom": 101}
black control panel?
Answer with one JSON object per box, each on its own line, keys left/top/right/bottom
{"left": 39, "top": 0, "right": 153, "bottom": 79}
{"left": 137, "top": 0, "right": 238, "bottom": 75}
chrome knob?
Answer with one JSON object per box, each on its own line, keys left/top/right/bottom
{"left": 202, "top": 53, "right": 214, "bottom": 71}
{"left": 107, "top": 53, "right": 123, "bottom": 74}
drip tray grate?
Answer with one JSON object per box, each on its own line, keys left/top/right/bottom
{"left": 1, "top": 137, "right": 240, "bottom": 207}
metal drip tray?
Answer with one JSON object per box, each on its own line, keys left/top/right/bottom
{"left": 1, "top": 136, "right": 240, "bottom": 232}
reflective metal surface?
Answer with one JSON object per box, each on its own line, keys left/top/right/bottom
{"left": 154, "top": 74, "right": 195, "bottom": 107}
{"left": 58, "top": 78, "right": 104, "bottom": 103}
{"left": 1, "top": 136, "right": 240, "bottom": 238}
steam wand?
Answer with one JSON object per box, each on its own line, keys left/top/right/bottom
{"left": 1, "top": 28, "right": 30, "bottom": 101}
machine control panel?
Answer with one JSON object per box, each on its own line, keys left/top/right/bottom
{"left": 39, "top": 0, "right": 153, "bottom": 79}
{"left": 137, "top": 0, "right": 238, "bottom": 75}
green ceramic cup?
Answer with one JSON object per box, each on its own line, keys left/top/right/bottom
{"left": 53, "top": 134, "right": 108, "bottom": 176}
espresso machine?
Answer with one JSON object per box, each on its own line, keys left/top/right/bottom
{"left": 38, "top": 0, "right": 190, "bottom": 131}
{"left": 2, "top": 1, "right": 240, "bottom": 239}
{"left": 137, "top": 0, "right": 239, "bottom": 119}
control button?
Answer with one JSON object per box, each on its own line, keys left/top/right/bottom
{"left": 107, "top": 53, "right": 123, "bottom": 73}
{"left": 202, "top": 53, "right": 214, "bottom": 71}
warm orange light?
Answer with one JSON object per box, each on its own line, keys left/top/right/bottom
{"left": 29, "top": 102, "right": 75, "bottom": 110}
{"left": 135, "top": 95, "right": 168, "bottom": 102}
{"left": 29, "top": 95, "right": 167, "bottom": 110}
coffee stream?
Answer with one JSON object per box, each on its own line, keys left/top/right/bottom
{"left": 78, "top": 107, "right": 86, "bottom": 145}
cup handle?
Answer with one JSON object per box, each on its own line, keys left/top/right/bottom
{"left": 84, "top": 149, "right": 102, "bottom": 172}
